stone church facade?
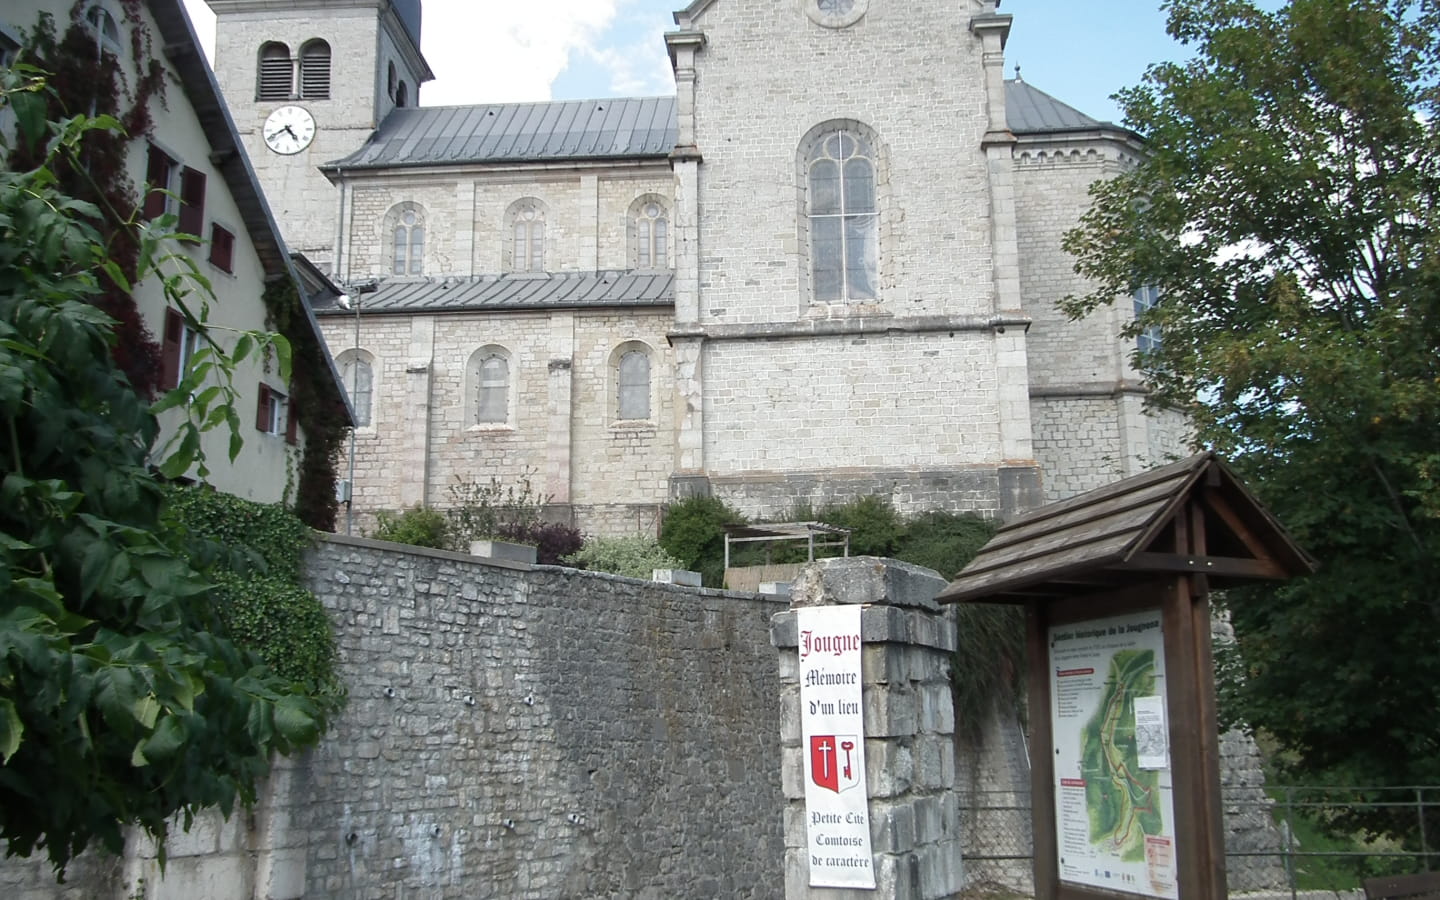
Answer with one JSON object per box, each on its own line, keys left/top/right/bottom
{"left": 206, "top": 0, "right": 1187, "bottom": 536}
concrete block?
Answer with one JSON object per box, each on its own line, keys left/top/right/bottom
{"left": 865, "top": 739, "right": 914, "bottom": 799}
{"left": 256, "top": 847, "right": 308, "bottom": 900}
{"left": 652, "top": 568, "right": 702, "bottom": 586}
{"left": 863, "top": 684, "right": 917, "bottom": 738}
{"left": 792, "top": 557, "right": 946, "bottom": 611}
{"left": 468, "top": 540, "right": 537, "bottom": 564}
{"left": 759, "top": 581, "right": 791, "bottom": 597}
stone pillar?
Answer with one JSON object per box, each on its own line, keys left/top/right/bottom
{"left": 772, "top": 558, "right": 964, "bottom": 900}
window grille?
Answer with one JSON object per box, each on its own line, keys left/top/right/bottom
{"left": 636, "top": 200, "right": 668, "bottom": 268}
{"left": 392, "top": 208, "right": 423, "bottom": 275}
{"left": 258, "top": 42, "right": 292, "bottom": 100}
{"left": 299, "top": 40, "right": 331, "bottom": 99}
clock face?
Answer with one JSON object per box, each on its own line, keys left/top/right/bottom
{"left": 263, "top": 105, "right": 316, "bottom": 155}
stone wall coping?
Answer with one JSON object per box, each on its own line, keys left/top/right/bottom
{"left": 771, "top": 605, "right": 957, "bottom": 654}
{"left": 790, "top": 556, "right": 948, "bottom": 611}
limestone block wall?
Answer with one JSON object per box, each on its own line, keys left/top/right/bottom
{"left": 295, "top": 535, "right": 788, "bottom": 898}
{"left": 702, "top": 331, "right": 1002, "bottom": 480}
{"left": 687, "top": 0, "right": 995, "bottom": 325}
{"left": 319, "top": 307, "right": 675, "bottom": 537}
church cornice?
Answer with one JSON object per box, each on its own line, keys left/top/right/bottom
{"left": 668, "top": 314, "right": 1031, "bottom": 345}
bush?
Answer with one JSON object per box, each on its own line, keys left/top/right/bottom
{"left": 372, "top": 505, "right": 450, "bottom": 549}
{"left": 892, "top": 509, "right": 997, "bottom": 580}
{"left": 508, "top": 520, "right": 585, "bottom": 566}
{"left": 815, "top": 493, "right": 906, "bottom": 557}
{"left": 660, "top": 495, "right": 746, "bottom": 587}
{"left": 564, "top": 535, "right": 685, "bottom": 579}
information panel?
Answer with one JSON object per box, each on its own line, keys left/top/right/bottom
{"left": 1049, "top": 610, "right": 1177, "bottom": 899}
{"left": 797, "top": 605, "right": 875, "bottom": 889}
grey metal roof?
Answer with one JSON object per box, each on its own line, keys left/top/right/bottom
{"left": 1005, "top": 79, "right": 1107, "bottom": 133}
{"left": 328, "top": 97, "right": 679, "bottom": 170}
{"left": 312, "top": 270, "right": 674, "bottom": 315}
{"left": 328, "top": 82, "right": 1116, "bottom": 171}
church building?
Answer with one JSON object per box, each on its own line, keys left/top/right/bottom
{"left": 205, "top": 0, "right": 1187, "bottom": 536}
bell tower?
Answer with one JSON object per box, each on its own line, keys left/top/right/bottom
{"left": 206, "top": 0, "right": 433, "bottom": 270}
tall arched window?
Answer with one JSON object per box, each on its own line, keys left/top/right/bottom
{"left": 387, "top": 62, "right": 398, "bottom": 103}
{"left": 631, "top": 196, "right": 669, "bottom": 269}
{"left": 806, "top": 128, "right": 878, "bottom": 301}
{"left": 299, "top": 39, "right": 331, "bottom": 99}
{"left": 84, "top": 4, "right": 122, "bottom": 57}
{"left": 338, "top": 350, "right": 374, "bottom": 428}
{"left": 506, "top": 199, "right": 547, "bottom": 273}
{"left": 467, "top": 346, "right": 512, "bottom": 426}
{"left": 257, "top": 42, "right": 292, "bottom": 100}
{"left": 389, "top": 204, "right": 424, "bottom": 275}
{"left": 395, "top": 80, "right": 409, "bottom": 108}
{"left": 617, "top": 348, "right": 651, "bottom": 420}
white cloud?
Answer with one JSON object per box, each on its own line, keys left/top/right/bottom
{"left": 421, "top": 0, "right": 619, "bottom": 105}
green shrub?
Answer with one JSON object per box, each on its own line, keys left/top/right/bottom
{"left": 892, "top": 509, "right": 997, "bottom": 580}
{"left": 564, "top": 535, "right": 685, "bottom": 579}
{"left": 660, "top": 495, "right": 746, "bottom": 587}
{"left": 372, "top": 505, "right": 450, "bottom": 549}
{"left": 814, "top": 494, "right": 906, "bottom": 557}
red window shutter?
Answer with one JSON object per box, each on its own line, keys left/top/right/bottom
{"left": 178, "top": 167, "right": 206, "bottom": 238}
{"left": 256, "top": 384, "right": 272, "bottom": 432}
{"left": 143, "top": 147, "right": 172, "bottom": 221}
{"left": 209, "top": 225, "right": 234, "bottom": 273}
{"left": 161, "top": 308, "right": 183, "bottom": 389}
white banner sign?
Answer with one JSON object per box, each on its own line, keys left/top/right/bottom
{"left": 798, "top": 604, "right": 875, "bottom": 890}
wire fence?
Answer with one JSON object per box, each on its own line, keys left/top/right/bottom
{"left": 958, "top": 786, "right": 1439, "bottom": 898}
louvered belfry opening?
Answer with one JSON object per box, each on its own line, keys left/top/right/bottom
{"left": 300, "top": 40, "right": 331, "bottom": 100}
{"left": 258, "top": 41, "right": 292, "bottom": 101}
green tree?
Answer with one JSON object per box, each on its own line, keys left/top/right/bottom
{"left": 1062, "top": 0, "right": 1440, "bottom": 814}
{"left": 0, "top": 90, "right": 326, "bottom": 872}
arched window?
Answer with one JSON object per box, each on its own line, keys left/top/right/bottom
{"left": 506, "top": 198, "right": 547, "bottom": 273}
{"left": 388, "top": 204, "right": 425, "bottom": 275}
{"left": 85, "top": 4, "right": 122, "bottom": 58}
{"left": 1133, "top": 285, "right": 1162, "bottom": 352}
{"left": 257, "top": 42, "right": 292, "bottom": 101}
{"left": 631, "top": 196, "right": 669, "bottom": 269}
{"left": 338, "top": 350, "right": 374, "bottom": 428}
{"left": 299, "top": 39, "right": 331, "bottom": 100}
{"left": 387, "top": 62, "right": 398, "bottom": 103}
{"left": 395, "top": 80, "right": 409, "bottom": 108}
{"left": 805, "top": 127, "right": 878, "bottom": 302}
{"left": 467, "top": 346, "right": 512, "bottom": 426}
{"left": 617, "top": 347, "right": 651, "bottom": 421}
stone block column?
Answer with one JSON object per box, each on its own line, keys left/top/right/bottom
{"left": 772, "top": 558, "right": 965, "bottom": 900}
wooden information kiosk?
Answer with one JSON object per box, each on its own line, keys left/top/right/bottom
{"left": 937, "top": 453, "right": 1315, "bottom": 900}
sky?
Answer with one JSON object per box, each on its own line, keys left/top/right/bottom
{"left": 178, "top": 0, "right": 1199, "bottom": 125}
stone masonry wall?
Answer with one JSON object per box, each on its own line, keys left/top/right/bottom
{"left": 295, "top": 535, "right": 787, "bottom": 899}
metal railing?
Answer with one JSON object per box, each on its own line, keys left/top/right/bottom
{"left": 957, "top": 786, "right": 1439, "bottom": 898}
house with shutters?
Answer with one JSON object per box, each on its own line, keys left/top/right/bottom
{"left": 204, "top": 0, "right": 1190, "bottom": 536}
{"left": 3, "top": 0, "right": 351, "bottom": 520}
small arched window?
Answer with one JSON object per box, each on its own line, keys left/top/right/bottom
{"left": 299, "top": 39, "right": 331, "bottom": 100}
{"left": 390, "top": 206, "right": 424, "bottom": 275}
{"left": 632, "top": 196, "right": 668, "bottom": 269}
{"left": 507, "top": 199, "right": 547, "bottom": 273}
{"left": 257, "top": 41, "right": 292, "bottom": 101}
{"left": 395, "top": 80, "right": 410, "bottom": 108}
{"left": 338, "top": 350, "right": 374, "bottom": 428}
{"left": 387, "top": 62, "right": 398, "bottom": 103}
{"left": 85, "top": 4, "right": 122, "bottom": 58}
{"left": 806, "top": 128, "right": 878, "bottom": 301}
{"left": 617, "top": 348, "right": 651, "bottom": 421}
{"left": 467, "top": 346, "right": 512, "bottom": 426}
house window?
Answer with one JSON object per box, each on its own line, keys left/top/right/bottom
{"left": 507, "top": 199, "right": 546, "bottom": 272}
{"left": 633, "top": 198, "right": 668, "bottom": 269}
{"left": 617, "top": 348, "right": 650, "bottom": 420}
{"left": 299, "top": 39, "right": 331, "bottom": 100}
{"left": 84, "top": 4, "right": 121, "bottom": 57}
{"left": 209, "top": 224, "right": 235, "bottom": 273}
{"left": 806, "top": 129, "right": 878, "bottom": 301}
{"left": 395, "top": 80, "right": 409, "bottom": 108}
{"left": 256, "top": 383, "right": 289, "bottom": 436}
{"left": 339, "top": 352, "right": 373, "bottom": 428}
{"left": 177, "top": 166, "right": 206, "bottom": 239}
{"left": 142, "top": 145, "right": 176, "bottom": 220}
{"left": 257, "top": 41, "right": 292, "bottom": 100}
{"left": 389, "top": 205, "right": 425, "bottom": 275}
{"left": 387, "top": 62, "right": 398, "bottom": 102}
{"left": 161, "top": 308, "right": 202, "bottom": 391}
{"left": 1134, "top": 285, "right": 1162, "bottom": 352}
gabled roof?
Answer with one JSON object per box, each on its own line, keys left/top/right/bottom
{"left": 937, "top": 452, "right": 1317, "bottom": 604}
{"left": 310, "top": 270, "right": 674, "bottom": 316}
{"left": 151, "top": 0, "right": 352, "bottom": 425}
{"left": 326, "top": 97, "right": 679, "bottom": 170}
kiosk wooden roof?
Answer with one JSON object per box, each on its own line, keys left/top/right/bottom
{"left": 937, "top": 451, "right": 1316, "bottom": 604}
